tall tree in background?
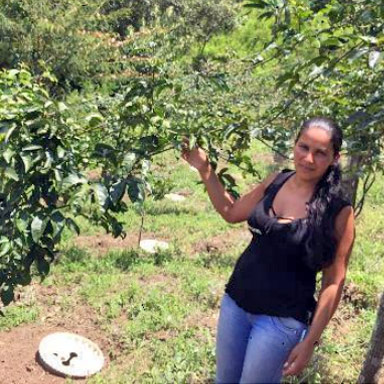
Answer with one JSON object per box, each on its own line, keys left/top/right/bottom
{"left": 245, "top": 0, "right": 384, "bottom": 215}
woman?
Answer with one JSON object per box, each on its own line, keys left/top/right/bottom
{"left": 181, "top": 117, "right": 355, "bottom": 383}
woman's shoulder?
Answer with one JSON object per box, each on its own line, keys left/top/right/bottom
{"left": 262, "top": 169, "right": 293, "bottom": 194}
{"left": 330, "top": 193, "right": 353, "bottom": 216}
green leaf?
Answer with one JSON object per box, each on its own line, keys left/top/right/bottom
{"left": 54, "top": 169, "right": 63, "bottom": 182}
{"left": 0, "top": 121, "right": 15, "bottom": 134}
{"left": 20, "top": 153, "right": 33, "bottom": 172}
{"left": 57, "top": 102, "right": 68, "bottom": 112}
{"left": 127, "top": 178, "right": 145, "bottom": 204}
{"left": 348, "top": 47, "right": 369, "bottom": 63}
{"left": 110, "top": 180, "right": 126, "bottom": 204}
{"left": 244, "top": 0, "right": 270, "bottom": 9}
{"left": 0, "top": 285, "right": 14, "bottom": 306}
{"left": 3, "top": 148, "right": 15, "bottom": 163}
{"left": 142, "top": 159, "right": 151, "bottom": 175}
{"left": 18, "top": 271, "right": 32, "bottom": 286}
{"left": 4, "top": 124, "right": 17, "bottom": 143}
{"left": 36, "top": 254, "right": 50, "bottom": 277}
{"left": 22, "top": 144, "right": 43, "bottom": 151}
{"left": 31, "top": 215, "right": 48, "bottom": 242}
{"left": 56, "top": 146, "right": 66, "bottom": 159}
{"left": 94, "top": 143, "right": 115, "bottom": 158}
{"left": 93, "top": 183, "right": 109, "bottom": 209}
{"left": 0, "top": 240, "right": 11, "bottom": 257}
{"left": 358, "top": 35, "right": 378, "bottom": 44}
{"left": 321, "top": 37, "right": 343, "bottom": 50}
{"left": 66, "top": 218, "right": 80, "bottom": 235}
{"left": 276, "top": 71, "right": 298, "bottom": 88}
{"left": 259, "top": 10, "right": 275, "bottom": 19}
{"left": 62, "top": 173, "right": 87, "bottom": 187}
{"left": 7, "top": 69, "right": 20, "bottom": 78}
{"left": 16, "top": 212, "right": 29, "bottom": 233}
{"left": 43, "top": 151, "right": 53, "bottom": 170}
{"left": 188, "top": 135, "right": 197, "bottom": 150}
{"left": 50, "top": 211, "right": 66, "bottom": 239}
{"left": 86, "top": 113, "right": 104, "bottom": 127}
{"left": 4, "top": 167, "right": 19, "bottom": 181}
{"left": 369, "top": 51, "right": 381, "bottom": 69}
{"left": 122, "top": 152, "right": 137, "bottom": 172}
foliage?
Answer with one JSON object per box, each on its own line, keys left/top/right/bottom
{"left": 99, "top": 0, "right": 239, "bottom": 39}
{"left": 0, "top": 67, "right": 170, "bottom": 307}
{"left": 243, "top": 0, "right": 384, "bottom": 208}
{"left": 0, "top": 0, "right": 119, "bottom": 91}
{"left": 0, "top": 44, "right": 261, "bottom": 306}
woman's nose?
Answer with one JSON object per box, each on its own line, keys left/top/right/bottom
{"left": 304, "top": 152, "right": 315, "bottom": 163}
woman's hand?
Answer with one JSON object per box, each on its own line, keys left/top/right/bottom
{"left": 282, "top": 339, "right": 316, "bottom": 377}
{"left": 181, "top": 143, "right": 209, "bottom": 173}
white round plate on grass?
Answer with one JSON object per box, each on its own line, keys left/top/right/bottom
{"left": 164, "top": 193, "right": 186, "bottom": 202}
{"left": 38, "top": 332, "right": 104, "bottom": 378}
{"left": 140, "top": 239, "right": 169, "bottom": 253}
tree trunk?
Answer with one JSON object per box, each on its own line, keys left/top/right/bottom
{"left": 358, "top": 292, "right": 384, "bottom": 384}
{"left": 342, "top": 153, "right": 362, "bottom": 207}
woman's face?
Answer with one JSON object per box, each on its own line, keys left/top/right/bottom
{"left": 293, "top": 126, "right": 338, "bottom": 182}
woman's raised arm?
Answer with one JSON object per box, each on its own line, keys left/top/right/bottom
{"left": 182, "top": 146, "right": 276, "bottom": 223}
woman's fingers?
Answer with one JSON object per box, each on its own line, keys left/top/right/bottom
{"left": 283, "top": 344, "right": 309, "bottom": 376}
{"left": 282, "top": 346, "right": 302, "bottom": 376}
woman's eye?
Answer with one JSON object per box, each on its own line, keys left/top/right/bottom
{"left": 299, "top": 144, "right": 308, "bottom": 151}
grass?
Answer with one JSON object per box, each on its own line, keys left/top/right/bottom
{"left": 2, "top": 142, "right": 384, "bottom": 383}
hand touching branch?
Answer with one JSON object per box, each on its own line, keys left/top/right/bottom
{"left": 181, "top": 141, "right": 209, "bottom": 172}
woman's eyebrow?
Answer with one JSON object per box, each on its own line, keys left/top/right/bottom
{"left": 299, "top": 140, "right": 329, "bottom": 152}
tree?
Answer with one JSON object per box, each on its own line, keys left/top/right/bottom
{"left": 0, "top": 67, "right": 160, "bottom": 306}
{"left": 244, "top": 0, "right": 384, "bottom": 215}
{"left": 0, "top": 40, "right": 259, "bottom": 306}
{"left": 358, "top": 293, "right": 384, "bottom": 383}
{"left": 99, "top": 0, "right": 238, "bottom": 39}
{"left": 0, "top": 0, "right": 116, "bottom": 91}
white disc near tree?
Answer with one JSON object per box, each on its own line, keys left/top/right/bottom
{"left": 140, "top": 239, "right": 169, "bottom": 253}
{"left": 164, "top": 193, "right": 186, "bottom": 202}
{"left": 38, "top": 332, "right": 104, "bottom": 379}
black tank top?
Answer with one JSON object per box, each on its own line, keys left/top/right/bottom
{"left": 225, "top": 169, "right": 351, "bottom": 324}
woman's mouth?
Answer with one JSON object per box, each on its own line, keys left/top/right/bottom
{"left": 300, "top": 164, "right": 315, "bottom": 172}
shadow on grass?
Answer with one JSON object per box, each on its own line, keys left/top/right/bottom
{"left": 55, "top": 246, "right": 91, "bottom": 265}
{"left": 108, "top": 248, "right": 176, "bottom": 271}
{"left": 194, "top": 252, "right": 235, "bottom": 269}
{"left": 109, "top": 249, "right": 142, "bottom": 271}
{"left": 57, "top": 246, "right": 178, "bottom": 274}
{"left": 144, "top": 204, "right": 194, "bottom": 216}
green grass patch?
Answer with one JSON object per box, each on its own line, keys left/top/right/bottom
{"left": 0, "top": 304, "right": 39, "bottom": 331}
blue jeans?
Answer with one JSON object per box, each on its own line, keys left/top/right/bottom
{"left": 216, "top": 293, "right": 308, "bottom": 384}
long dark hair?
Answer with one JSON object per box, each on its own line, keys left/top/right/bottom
{"left": 296, "top": 117, "right": 343, "bottom": 271}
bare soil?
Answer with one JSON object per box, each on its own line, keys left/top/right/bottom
{"left": 0, "top": 284, "right": 116, "bottom": 384}
{"left": 73, "top": 232, "right": 146, "bottom": 255}
{"left": 193, "top": 227, "right": 251, "bottom": 255}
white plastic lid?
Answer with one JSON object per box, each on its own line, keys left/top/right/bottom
{"left": 140, "top": 239, "right": 169, "bottom": 253}
{"left": 164, "top": 193, "right": 186, "bottom": 202}
{"left": 38, "top": 332, "right": 104, "bottom": 378}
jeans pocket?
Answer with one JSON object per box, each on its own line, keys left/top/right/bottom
{"left": 272, "top": 316, "right": 306, "bottom": 336}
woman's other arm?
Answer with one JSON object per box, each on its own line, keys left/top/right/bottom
{"left": 283, "top": 205, "right": 355, "bottom": 376}
{"left": 181, "top": 146, "right": 276, "bottom": 223}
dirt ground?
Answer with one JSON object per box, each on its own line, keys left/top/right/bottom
{"left": 1, "top": 229, "right": 382, "bottom": 383}
{"left": 0, "top": 284, "right": 113, "bottom": 384}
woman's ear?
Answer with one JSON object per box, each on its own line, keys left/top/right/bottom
{"left": 333, "top": 153, "right": 340, "bottom": 164}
